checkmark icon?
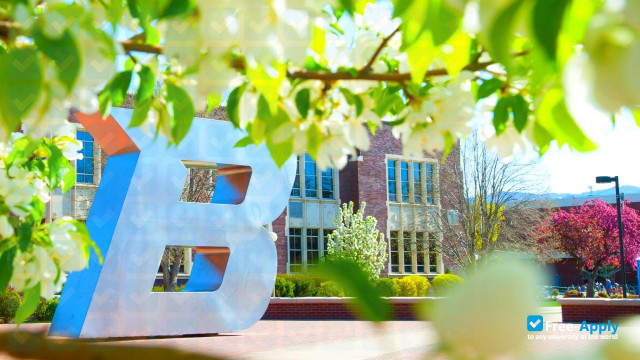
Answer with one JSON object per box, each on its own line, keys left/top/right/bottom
{"left": 527, "top": 315, "right": 544, "bottom": 331}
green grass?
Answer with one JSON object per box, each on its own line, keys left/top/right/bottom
{"left": 538, "top": 299, "right": 560, "bottom": 307}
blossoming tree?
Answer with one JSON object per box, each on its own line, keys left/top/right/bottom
{"left": 547, "top": 200, "right": 640, "bottom": 297}
{"left": 1, "top": 0, "right": 640, "bottom": 319}
{"left": 326, "top": 202, "right": 387, "bottom": 280}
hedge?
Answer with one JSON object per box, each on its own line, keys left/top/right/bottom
{"left": 431, "top": 274, "right": 464, "bottom": 295}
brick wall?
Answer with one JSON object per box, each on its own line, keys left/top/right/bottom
{"left": 262, "top": 297, "right": 440, "bottom": 320}
{"left": 558, "top": 298, "right": 640, "bottom": 322}
{"left": 273, "top": 210, "right": 288, "bottom": 274}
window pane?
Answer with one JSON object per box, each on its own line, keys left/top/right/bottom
{"left": 304, "top": 154, "right": 317, "bottom": 198}
{"left": 416, "top": 232, "right": 425, "bottom": 273}
{"left": 291, "top": 157, "right": 300, "bottom": 197}
{"left": 390, "top": 231, "right": 399, "bottom": 273}
{"left": 401, "top": 162, "right": 409, "bottom": 202}
{"left": 322, "top": 229, "right": 333, "bottom": 258}
{"left": 387, "top": 160, "right": 397, "bottom": 202}
{"left": 426, "top": 164, "right": 434, "bottom": 205}
{"left": 428, "top": 234, "right": 438, "bottom": 273}
{"left": 321, "top": 168, "right": 334, "bottom": 199}
{"left": 413, "top": 163, "right": 422, "bottom": 203}
{"left": 76, "top": 131, "right": 95, "bottom": 184}
{"left": 403, "top": 231, "right": 412, "bottom": 273}
{"left": 306, "top": 229, "right": 319, "bottom": 268}
{"left": 289, "top": 228, "right": 303, "bottom": 273}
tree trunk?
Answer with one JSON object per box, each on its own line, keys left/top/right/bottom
{"left": 161, "top": 259, "right": 170, "bottom": 291}
{"left": 584, "top": 268, "right": 598, "bottom": 298}
{"left": 167, "top": 251, "right": 184, "bottom": 292}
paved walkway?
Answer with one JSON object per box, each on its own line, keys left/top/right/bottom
{"left": 0, "top": 307, "right": 629, "bottom": 359}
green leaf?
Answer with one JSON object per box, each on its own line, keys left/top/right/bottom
{"left": 535, "top": 88, "right": 596, "bottom": 152}
{"left": 338, "top": 0, "right": 356, "bottom": 15}
{"left": 109, "top": 71, "right": 133, "bottom": 106}
{"left": 366, "top": 120, "right": 377, "bottom": 135}
{"left": 405, "top": 31, "right": 436, "bottom": 83}
{"left": 47, "top": 144, "right": 67, "bottom": 189}
{"left": 105, "top": 0, "right": 126, "bottom": 31}
{"left": 306, "top": 122, "right": 323, "bottom": 159}
{"left": 511, "top": 94, "right": 529, "bottom": 132}
{"left": 440, "top": 30, "right": 472, "bottom": 75}
{"left": 477, "top": 78, "right": 504, "bottom": 101}
{"left": 313, "top": 259, "right": 391, "bottom": 322}
{"left": 135, "top": 66, "right": 155, "bottom": 104}
{"left": 441, "top": 131, "right": 454, "bottom": 163}
{"left": 339, "top": 88, "right": 364, "bottom": 116}
{"left": 61, "top": 165, "right": 76, "bottom": 193}
{"left": 0, "top": 247, "right": 17, "bottom": 293}
{"left": 206, "top": 92, "right": 222, "bottom": 115}
{"left": 130, "top": 98, "right": 153, "bottom": 128}
{"left": 265, "top": 108, "right": 294, "bottom": 168}
{"left": 160, "top": 0, "right": 197, "bottom": 19}
{"left": 0, "top": 47, "right": 42, "bottom": 132}
{"left": 429, "top": 0, "right": 462, "bottom": 46}
{"left": 632, "top": 109, "right": 640, "bottom": 127}
{"left": 17, "top": 222, "right": 32, "bottom": 253}
{"left": 234, "top": 136, "right": 254, "bottom": 148}
{"left": 295, "top": 89, "right": 311, "bottom": 118}
{"left": 15, "top": 282, "right": 40, "bottom": 325}
{"left": 33, "top": 29, "right": 81, "bottom": 93}
{"left": 166, "top": 82, "right": 195, "bottom": 144}
{"left": 246, "top": 62, "right": 285, "bottom": 114}
{"left": 488, "top": 0, "right": 525, "bottom": 73}
{"left": 99, "top": 71, "right": 133, "bottom": 118}
{"left": 493, "top": 97, "right": 510, "bottom": 135}
{"left": 532, "top": 0, "right": 571, "bottom": 61}
{"left": 226, "top": 84, "right": 247, "bottom": 128}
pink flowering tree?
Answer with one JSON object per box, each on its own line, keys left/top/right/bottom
{"left": 549, "top": 200, "right": 640, "bottom": 297}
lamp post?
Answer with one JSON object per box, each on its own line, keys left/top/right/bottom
{"left": 595, "top": 176, "right": 627, "bottom": 298}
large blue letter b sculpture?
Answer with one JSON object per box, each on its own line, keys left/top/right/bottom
{"left": 50, "top": 108, "right": 295, "bottom": 338}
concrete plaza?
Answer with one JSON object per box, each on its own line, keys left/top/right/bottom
{"left": 0, "top": 308, "right": 623, "bottom": 359}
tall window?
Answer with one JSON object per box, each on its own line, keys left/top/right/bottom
{"left": 389, "top": 230, "right": 439, "bottom": 274}
{"left": 390, "top": 231, "right": 399, "bottom": 273}
{"left": 288, "top": 228, "right": 303, "bottom": 273}
{"left": 321, "top": 168, "right": 334, "bottom": 199}
{"left": 292, "top": 154, "right": 336, "bottom": 200}
{"left": 387, "top": 160, "right": 396, "bottom": 202}
{"left": 403, "top": 231, "right": 412, "bottom": 273}
{"left": 291, "top": 157, "right": 300, "bottom": 197}
{"left": 413, "top": 163, "right": 422, "bottom": 203}
{"left": 304, "top": 154, "right": 317, "bottom": 198}
{"left": 306, "top": 229, "right": 319, "bottom": 268}
{"left": 76, "top": 131, "right": 94, "bottom": 184}
{"left": 288, "top": 227, "right": 334, "bottom": 273}
{"left": 425, "top": 163, "right": 434, "bottom": 204}
{"left": 387, "top": 159, "right": 436, "bottom": 205}
{"left": 428, "top": 234, "right": 438, "bottom": 273}
{"left": 400, "top": 161, "right": 409, "bottom": 202}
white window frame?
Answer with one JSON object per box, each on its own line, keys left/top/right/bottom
{"left": 287, "top": 227, "right": 335, "bottom": 274}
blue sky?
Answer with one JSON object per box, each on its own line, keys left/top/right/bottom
{"left": 535, "top": 111, "right": 640, "bottom": 194}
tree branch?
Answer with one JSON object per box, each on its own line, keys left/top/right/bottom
{"left": 359, "top": 25, "right": 401, "bottom": 75}
{"left": 0, "top": 19, "right": 530, "bottom": 83}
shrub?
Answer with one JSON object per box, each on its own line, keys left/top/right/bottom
{"left": 611, "top": 294, "right": 623, "bottom": 299}
{"left": 283, "top": 275, "right": 318, "bottom": 297}
{"left": 316, "top": 282, "right": 345, "bottom": 297}
{"left": 564, "top": 289, "right": 584, "bottom": 298}
{"left": 597, "top": 291, "right": 609, "bottom": 298}
{"left": 34, "top": 298, "right": 58, "bottom": 322}
{"left": 0, "top": 290, "right": 22, "bottom": 323}
{"left": 431, "top": 274, "right": 464, "bottom": 295}
{"left": 629, "top": 294, "right": 639, "bottom": 299}
{"left": 274, "top": 276, "right": 295, "bottom": 297}
{"left": 396, "top": 278, "right": 417, "bottom": 297}
{"left": 405, "top": 275, "right": 431, "bottom": 296}
{"left": 374, "top": 278, "right": 399, "bottom": 297}
{"left": 550, "top": 288, "right": 560, "bottom": 298}
{"left": 151, "top": 286, "right": 164, "bottom": 292}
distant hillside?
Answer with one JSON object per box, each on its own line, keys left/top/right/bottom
{"left": 545, "top": 185, "right": 640, "bottom": 200}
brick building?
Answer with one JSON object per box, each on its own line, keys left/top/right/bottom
{"left": 52, "top": 108, "right": 461, "bottom": 281}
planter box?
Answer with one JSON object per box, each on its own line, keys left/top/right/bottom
{"left": 262, "top": 297, "right": 442, "bottom": 320}
{"left": 558, "top": 298, "right": 640, "bottom": 323}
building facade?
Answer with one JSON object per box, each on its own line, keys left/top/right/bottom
{"left": 56, "top": 109, "right": 461, "bottom": 281}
